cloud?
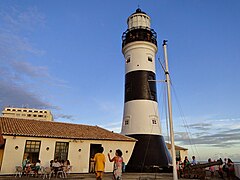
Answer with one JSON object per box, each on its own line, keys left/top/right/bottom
{"left": 0, "top": 6, "right": 45, "bottom": 32}
{"left": 54, "top": 114, "right": 75, "bottom": 121}
{"left": 174, "top": 118, "right": 240, "bottom": 148}
{"left": 0, "top": 80, "right": 53, "bottom": 109}
{"left": 10, "top": 60, "right": 50, "bottom": 79}
{"left": 100, "top": 121, "right": 122, "bottom": 133}
{"left": 184, "top": 122, "right": 212, "bottom": 131}
{"left": 0, "top": 5, "right": 67, "bottom": 113}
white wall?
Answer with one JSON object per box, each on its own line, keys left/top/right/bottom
{"left": 0, "top": 135, "right": 135, "bottom": 174}
{"left": 235, "top": 163, "right": 240, "bottom": 179}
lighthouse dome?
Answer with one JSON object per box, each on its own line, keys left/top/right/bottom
{"left": 132, "top": 8, "right": 147, "bottom": 15}
{"left": 127, "top": 8, "right": 151, "bottom": 30}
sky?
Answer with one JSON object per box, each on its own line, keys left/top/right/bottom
{"left": 0, "top": 0, "right": 240, "bottom": 162}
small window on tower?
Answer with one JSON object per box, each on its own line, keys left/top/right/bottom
{"left": 148, "top": 57, "right": 152, "bottom": 62}
{"left": 152, "top": 119, "right": 157, "bottom": 125}
{"left": 124, "top": 116, "right": 130, "bottom": 126}
{"left": 126, "top": 57, "right": 130, "bottom": 63}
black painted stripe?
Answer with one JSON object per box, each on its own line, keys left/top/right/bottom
{"left": 125, "top": 134, "right": 171, "bottom": 172}
{"left": 125, "top": 70, "right": 157, "bottom": 102}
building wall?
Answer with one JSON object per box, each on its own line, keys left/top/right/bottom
{"left": 0, "top": 135, "right": 135, "bottom": 174}
{"left": 168, "top": 148, "right": 188, "bottom": 162}
{"left": 179, "top": 150, "right": 188, "bottom": 161}
{"left": 1, "top": 107, "right": 53, "bottom": 121}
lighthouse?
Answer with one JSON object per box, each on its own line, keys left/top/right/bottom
{"left": 121, "top": 8, "right": 171, "bottom": 172}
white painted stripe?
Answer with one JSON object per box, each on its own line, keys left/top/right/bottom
{"left": 123, "top": 41, "right": 157, "bottom": 74}
{"left": 121, "top": 100, "right": 162, "bottom": 135}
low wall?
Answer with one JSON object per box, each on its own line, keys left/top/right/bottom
{"left": 235, "top": 163, "right": 240, "bottom": 179}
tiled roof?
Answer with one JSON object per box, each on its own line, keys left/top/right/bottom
{"left": 166, "top": 142, "right": 188, "bottom": 150}
{"left": 0, "top": 117, "right": 136, "bottom": 142}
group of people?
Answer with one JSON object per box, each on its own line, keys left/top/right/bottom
{"left": 176, "top": 155, "right": 236, "bottom": 179}
{"left": 93, "top": 147, "right": 124, "bottom": 180}
{"left": 220, "top": 158, "right": 235, "bottom": 179}
{"left": 206, "top": 157, "right": 235, "bottom": 179}
{"left": 50, "top": 158, "right": 71, "bottom": 177}
{"left": 22, "top": 156, "right": 41, "bottom": 177}
{"left": 21, "top": 156, "right": 71, "bottom": 178}
{"left": 176, "top": 155, "right": 197, "bottom": 178}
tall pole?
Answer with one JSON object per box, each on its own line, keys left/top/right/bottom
{"left": 163, "top": 40, "right": 178, "bottom": 180}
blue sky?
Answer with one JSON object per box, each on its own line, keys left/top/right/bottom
{"left": 0, "top": 0, "right": 240, "bottom": 161}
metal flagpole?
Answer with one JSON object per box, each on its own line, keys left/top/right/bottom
{"left": 162, "top": 40, "right": 178, "bottom": 180}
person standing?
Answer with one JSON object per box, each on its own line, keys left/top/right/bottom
{"left": 227, "top": 158, "right": 235, "bottom": 179}
{"left": 191, "top": 156, "right": 197, "bottom": 165}
{"left": 90, "top": 155, "right": 95, "bottom": 173}
{"left": 94, "top": 147, "right": 106, "bottom": 180}
{"left": 208, "top": 158, "right": 215, "bottom": 178}
{"left": 183, "top": 156, "right": 190, "bottom": 178}
{"left": 108, "top": 149, "right": 123, "bottom": 180}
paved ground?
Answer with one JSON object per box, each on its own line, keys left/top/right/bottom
{"left": 0, "top": 172, "right": 237, "bottom": 180}
{"left": 0, "top": 173, "right": 186, "bottom": 180}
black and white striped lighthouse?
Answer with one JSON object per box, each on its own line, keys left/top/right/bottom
{"left": 121, "top": 8, "right": 171, "bottom": 172}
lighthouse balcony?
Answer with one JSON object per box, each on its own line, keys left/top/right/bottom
{"left": 122, "top": 27, "right": 157, "bottom": 48}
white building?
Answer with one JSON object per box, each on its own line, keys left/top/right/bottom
{"left": 1, "top": 107, "right": 53, "bottom": 121}
{"left": 166, "top": 143, "right": 188, "bottom": 162}
{"left": 0, "top": 117, "right": 136, "bottom": 174}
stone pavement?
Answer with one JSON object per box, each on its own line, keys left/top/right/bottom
{"left": 0, "top": 172, "right": 231, "bottom": 180}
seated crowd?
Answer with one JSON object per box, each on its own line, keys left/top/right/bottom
{"left": 19, "top": 156, "right": 71, "bottom": 178}
{"left": 50, "top": 158, "right": 71, "bottom": 178}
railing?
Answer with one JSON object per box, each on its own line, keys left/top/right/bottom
{"left": 122, "top": 27, "right": 157, "bottom": 48}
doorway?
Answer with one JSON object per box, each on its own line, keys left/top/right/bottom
{"left": 89, "top": 144, "right": 102, "bottom": 173}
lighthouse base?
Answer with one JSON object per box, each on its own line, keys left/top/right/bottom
{"left": 125, "top": 134, "right": 171, "bottom": 172}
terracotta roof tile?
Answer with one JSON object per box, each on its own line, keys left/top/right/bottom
{"left": 0, "top": 117, "right": 135, "bottom": 142}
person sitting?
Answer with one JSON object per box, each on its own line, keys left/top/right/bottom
{"left": 25, "top": 161, "right": 32, "bottom": 176}
{"left": 22, "top": 156, "right": 30, "bottom": 175}
{"left": 63, "top": 160, "right": 71, "bottom": 174}
{"left": 50, "top": 160, "right": 53, "bottom": 168}
{"left": 52, "top": 159, "right": 61, "bottom": 177}
{"left": 34, "top": 160, "right": 41, "bottom": 177}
